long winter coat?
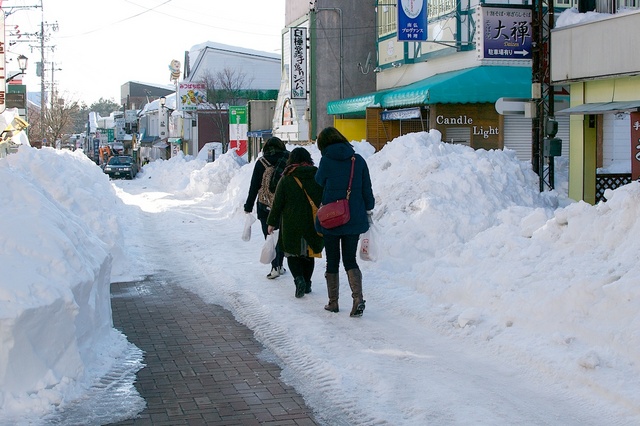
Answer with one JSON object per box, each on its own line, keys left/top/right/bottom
{"left": 267, "top": 165, "right": 324, "bottom": 256}
{"left": 315, "top": 143, "right": 375, "bottom": 236}
{"left": 244, "top": 150, "right": 289, "bottom": 220}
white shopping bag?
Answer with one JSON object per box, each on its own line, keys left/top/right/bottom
{"left": 242, "top": 213, "right": 257, "bottom": 242}
{"left": 260, "top": 230, "right": 278, "bottom": 264}
{"left": 359, "top": 222, "right": 379, "bottom": 262}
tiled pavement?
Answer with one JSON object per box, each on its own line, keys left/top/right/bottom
{"left": 107, "top": 276, "right": 319, "bottom": 426}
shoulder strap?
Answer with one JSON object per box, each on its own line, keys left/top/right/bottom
{"left": 294, "top": 176, "right": 317, "bottom": 210}
{"left": 346, "top": 156, "right": 355, "bottom": 200}
{"left": 260, "top": 157, "right": 271, "bottom": 167}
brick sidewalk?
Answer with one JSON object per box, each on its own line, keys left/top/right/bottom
{"left": 107, "top": 275, "right": 318, "bottom": 426}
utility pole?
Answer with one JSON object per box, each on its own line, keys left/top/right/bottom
{"left": 40, "top": 20, "right": 45, "bottom": 142}
{"left": 35, "top": 20, "right": 57, "bottom": 145}
{"left": 531, "top": 0, "right": 555, "bottom": 190}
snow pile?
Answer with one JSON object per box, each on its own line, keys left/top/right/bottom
{"left": 0, "top": 147, "right": 138, "bottom": 420}
{"left": 367, "top": 130, "right": 558, "bottom": 258}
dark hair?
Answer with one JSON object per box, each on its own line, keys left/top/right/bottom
{"left": 317, "top": 126, "right": 349, "bottom": 153}
{"left": 287, "top": 147, "right": 313, "bottom": 166}
{"left": 262, "top": 136, "right": 286, "bottom": 153}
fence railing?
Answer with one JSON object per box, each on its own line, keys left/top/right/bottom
{"left": 595, "top": 173, "right": 632, "bottom": 203}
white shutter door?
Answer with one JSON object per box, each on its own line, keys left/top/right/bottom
{"left": 504, "top": 116, "right": 532, "bottom": 161}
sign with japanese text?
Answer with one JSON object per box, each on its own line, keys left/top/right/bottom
{"left": 178, "top": 82, "right": 206, "bottom": 111}
{"left": 480, "top": 6, "right": 532, "bottom": 60}
{"left": 115, "top": 117, "right": 126, "bottom": 140}
{"left": 0, "top": 13, "right": 5, "bottom": 113}
{"left": 381, "top": 107, "right": 422, "bottom": 121}
{"left": 125, "top": 109, "right": 137, "bottom": 123}
{"left": 290, "top": 27, "right": 307, "bottom": 99}
{"left": 158, "top": 108, "right": 168, "bottom": 139}
{"left": 229, "top": 106, "right": 248, "bottom": 158}
{"left": 398, "top": 0, "right": 428, "bottom": 42}
{"left": 631, "top": 112, "right": 640, "bottom": 180}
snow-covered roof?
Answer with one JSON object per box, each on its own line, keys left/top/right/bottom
{"left": 186, "top": 41, "right": 282, "bottom": 91}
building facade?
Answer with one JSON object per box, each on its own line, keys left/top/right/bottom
{"left": 273, "top": 0, "right": 377, "bottom": 143}
{"left": 328, "top": 1, "right": 547, "bottom": 155}
{"left": 183, "top": 42, "right": 281, "bottom": 155}
{"left": 552, "top": 9, "right": 640, "bottom": 203}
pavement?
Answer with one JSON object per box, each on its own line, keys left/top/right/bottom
{"left": 107, "top": 275, "right": 319, "bottom": 426}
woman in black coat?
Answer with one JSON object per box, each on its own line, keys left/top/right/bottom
{"left": 244, "top": 137, "right": 289, "bottom": 279}
{"left": 267, "top": 147, "right": 324, "bottom": 298}
{"left": 315, "top": 127, "right": 375, "bottom": 317}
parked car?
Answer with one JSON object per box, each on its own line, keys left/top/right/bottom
{"left": 103, "top": 155, "right": 138, "bottom": 179}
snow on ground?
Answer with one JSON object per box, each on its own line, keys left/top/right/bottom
{"left": 1, "top": 129, "right": 639, "bottom": 425}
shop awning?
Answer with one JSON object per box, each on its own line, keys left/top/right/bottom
{"left": 326, "top": 66, "right": 532, "bottom": 114}
{"left": 556, "top": 101, "right": 640, "bottom": 115}
{"left": 381, "top": 66, "right": 532, "bottom": 108}
{"left": 327, "top": 89, "right": 393, "bottom": 115}
{"left": 139, "top": 136, "right": 160, "bottom": 146}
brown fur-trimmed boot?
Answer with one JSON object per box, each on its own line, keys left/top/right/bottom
{"left": 347, "top": 268, "right": 365, "bottom": 317}
{"left": 324, "top": 273, "right": 339, "bottom": 312}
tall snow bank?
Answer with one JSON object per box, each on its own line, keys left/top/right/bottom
{"left": 0, "top": 147, "right": 131, "bottom": 415}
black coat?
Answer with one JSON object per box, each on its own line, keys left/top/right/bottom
{"left": 267, "top": 165, "right": 324, "bottom": 255}
{"left": 244, "top": 150, "right": 289, "bottom": 220}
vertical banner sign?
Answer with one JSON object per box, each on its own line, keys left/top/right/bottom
{"left": 290, "top": 27, "right": 307, "bottom": 99}
{"left": 229, "top": 106, "right": 248, "bottom": 158}
{"left": 481, "top": 7, "right": 533, "bottom": 59}
{"left": 0, "top": 12, "right": 6, "bottom": 114}
{"left": 398, "top": 0, "right": 428, "bottom": 41}
{"left": 631, "top": 112, "right": 640, "bottom": 181}
{"left": 158, "top": 108, "right": 167, "bottom": 139}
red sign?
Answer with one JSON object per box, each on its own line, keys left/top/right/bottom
{"left": 631, "top": 112, "right": 640, "bottom": 181}
{"left": 229, "top": 139, "right": 247, "bottom": 157}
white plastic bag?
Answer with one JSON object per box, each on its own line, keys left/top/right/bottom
{"left": 260, "top": 230, "right": 278, "bottom": 264}
{"left": 359, "top": 223, "right": 379, "bottom": 262}
{"left": 242, "top": 213, "right": 256, "bottom": 242}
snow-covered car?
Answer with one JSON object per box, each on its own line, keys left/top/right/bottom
{"left": 103, "top": 155, "right": 138, "bottom": 179}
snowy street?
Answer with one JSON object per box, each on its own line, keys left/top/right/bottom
{"left": 2, "top": 133, "right": 639, "bottom": 425}
{"left": 108, "top": 138, "right": 639, "bottom": 425}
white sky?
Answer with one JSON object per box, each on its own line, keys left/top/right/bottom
{"left": 1, "top": 121, "right": 640, "bottom": 424}
{"left": 5, "top": 0, "right": 285, "bottom": 105}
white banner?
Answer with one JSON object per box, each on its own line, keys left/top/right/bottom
{"left": 0, "top": 13, "right": 6, "bottom": 114}
{"left": 290, "top": 27, "right": 307, "bottom": 99}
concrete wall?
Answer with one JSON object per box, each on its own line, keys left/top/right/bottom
{"left": 310, "top": 0, "right": 377, "bottom": 138}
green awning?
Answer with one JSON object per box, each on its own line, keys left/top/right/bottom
{"left": 381, "top": 66, "right": 532, "bottom": 108}
{"left": 327, "top": 66, "right": 532, "bottom": 114}
{"left": 327, "top": 89, "right": 393, "bottom": 115}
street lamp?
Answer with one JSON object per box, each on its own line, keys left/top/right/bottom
{"left": 6, "top": 55, "right": 28, "bottom": 82}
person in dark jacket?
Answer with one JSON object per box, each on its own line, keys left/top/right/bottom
{"left": 244, "top": 137, "right": 289, "bottom": 279}
{"left": 267, "top": 147, "right": 324, "bottom": 298}
{"left": 315, "top": 127, "right": 375, "bottom": 317}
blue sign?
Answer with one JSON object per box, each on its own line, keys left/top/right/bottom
{"left": 482, "top": 7, "right": 533, "bottom": 60}
{"left": 398, "top": 0, "right": 428, "bottom": 42}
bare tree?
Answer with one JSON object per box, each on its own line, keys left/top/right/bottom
{"left": 199, "top": 67, "right": 254, "bottom": 153}
{"left": 27, "top": 93, "right": 81, "bottom": 148}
